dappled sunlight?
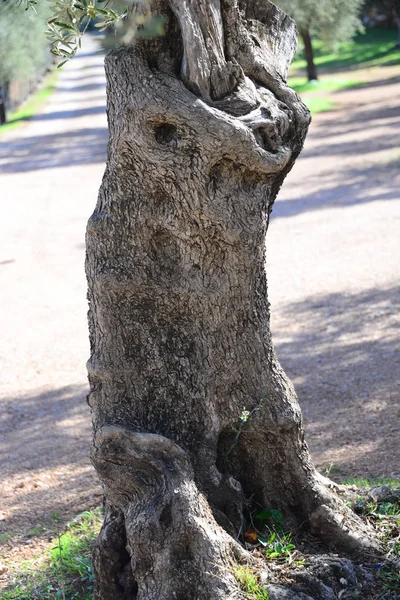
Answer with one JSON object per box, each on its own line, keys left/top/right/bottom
{"left": 272, "top": 285, "right": 400, "bottom": 478}
{"left": 0, "top": 38, "right": 107, "bottom": 547}
{"left": 2, "top": 461, "right": 101, "bottom": 554}
{"left": 55, "top": 412, "right": 93, "bottom": 433}
{"left": 317, "top": 441, "right": 381, "bottom": 468}
{"left": 271, "top": 68, "right": 400, "bottom": 220}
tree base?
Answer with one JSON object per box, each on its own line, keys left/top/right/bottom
{"left": 91, "top": 426, "right": 382, "bottom": 599}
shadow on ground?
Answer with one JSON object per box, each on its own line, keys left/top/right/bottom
{"left": 271, "top": 92, "right": 400, "bottom": 219}
{"left": 0, "top": 384, "right": 91, "bottom": 475}
{"left": 0, "top": 383, "right": 102, "bottom": 535}
{"left": 30, "top": 105, "right": 106, "bottom": 121}
{"left": 272, "top": 160, "right": 399, "bottom": 219}
{"left": 0, "top": 128, "right": 108, "bottom": 173}
{"left": 273, "top": 284, "right": 400, "bottom": 478}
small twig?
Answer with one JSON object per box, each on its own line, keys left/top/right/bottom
{"left": 226, "top": 399, "right": 265, "bottom": 458}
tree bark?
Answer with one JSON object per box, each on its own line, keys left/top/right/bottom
{"left": 86, "top": 1, "right": 378, "bottom": 598}
{"left": 0, "top": 85, "right": 7, "bottom": 125}
{"left": 397, "top": 16, "right": 400, "bottom": 48}
{"left": 300, "top": 28, "right": 318, "bottom": 81}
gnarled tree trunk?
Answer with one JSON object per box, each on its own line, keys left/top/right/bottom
{"left": 86, "top": 1, "right": 378, "bottom": 598}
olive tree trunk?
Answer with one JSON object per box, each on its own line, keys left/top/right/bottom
{"left": 86, "top": 1, "right": 377, "bottom": 598}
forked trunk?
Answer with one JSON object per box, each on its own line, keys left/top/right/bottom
{"left": 86, "top": 1, "right": 378, "bottom": 598}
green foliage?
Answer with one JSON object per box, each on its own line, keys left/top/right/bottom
{"left": 379, "top": 563, "right": 400, "bottom": 595}
{"left": 263, "top": 530, "right": 296, "bottom": 560}
{"left": 45, "top": 0, "right": 129, "bottom": 65}
{"left": 0, "top": 68, "right": 58, "bottom": 133}
{"left": 234, "top": 566, "right": 269, "bottom": 600}
{"left": 1, "top": 508, "right": 102, "bottom": 600}
{"left": 254, "top": 508, "right": 285, "bottom": 531}
{"left": 339, "top": 473, "right": 400, "bottom": 488}
{"left": 0, "top": 0, "right": 51, "bottom": 84}
{"left": 244, "top": 506, "right": 297, "bottom": 564}
{"left": 40, "top": 0, "right": 162, "bottom": 65}
{"left": 350, "top": 489, "right": 400, "bottom": 596}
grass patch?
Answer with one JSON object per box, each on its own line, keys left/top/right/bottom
{"left": 234, "top": 566, "right": 269, "bottom": 600}
{"left": 264, "top": 530, "right": 296, "bottom": 561}
{"left": 289, "top": 76, "right": 360, "bottom": 95}
{"left": 300, "top": 95, "right": 334, "bottom": 115}
{"left": 292, "top": 27, "right": 400, "bottom": 75}
{"left": 287, "top": 75, "right": 363, "bottom": 115}
{"left": 287, "top": 75, "right": 365, "bottom": 115}
{"left": 1, "top": 508, "right": 102, "bottom": 600}
{"left": 287, "top": 27, "right": 400, "bottom": 114}
{"left": 338, "top": 475, "right": 400, "bottom": 489}
{"left": 341, "top": 477, "right": 400, "bottom": 596}
{"left": 0, "top": 68, "right": 59, "bottom": 136}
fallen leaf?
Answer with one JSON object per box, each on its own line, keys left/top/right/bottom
{"left": 244, "top": 529, "right": 258, "bottom": 544}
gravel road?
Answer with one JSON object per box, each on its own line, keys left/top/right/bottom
{"left": 0, "top": 36, "right": 107, "bottom": 541}
{"left": 268, "top": 70, "right": 400, "bottom": 479}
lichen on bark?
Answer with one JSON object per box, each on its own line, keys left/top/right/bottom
{"left": 86, "top": 1, "right": 380, "bottom": 598}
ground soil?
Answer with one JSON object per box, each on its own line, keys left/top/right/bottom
{"left": 0, "top": 36, "right": 399, "bottom": 585}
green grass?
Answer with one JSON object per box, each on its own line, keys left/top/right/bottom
{"left": 287, "top": 27, "right": 400, "bottom": 114}
{"left": 289, "top": 76, "right": 360, "bottom": 95}
{"left": 1, "top": 508, "right": 102, "bottom": 600}
{"left": 342, "top": 477, "right": 400, "bottom": 596}
{"left": 0, "top": 68, "right": 59, "bottom": 136}
{"left": 338, "top": 475, "right": 400, "bottom": 489}
{"left": 234, "top": 566, "right": 269, "bottom": 600}
{"left": 288, "top": 72, "right": 362, "bottom": 115}
{"left": 292, "top": 27, "right": 400, "bottom": 75}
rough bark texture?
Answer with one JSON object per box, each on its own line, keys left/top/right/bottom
{"left": 86, "top": 2, "right": 378, "bottom": 598}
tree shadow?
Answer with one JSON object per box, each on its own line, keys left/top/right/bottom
{"left": 301, "top": 128, "right": 399, "bottom": 159}
{"left": 30, "top": 105, "right": 106, "bottom": 121}
{"left": 316, "top": 103, "right": 400, "bottom": 131}
{"left": 57, "top": 82, "right": 105, "bottom": 92}
{"left": 271, "top": 92, "right": 400, "bottom": 219}
{"left": 0, "top": 384, "right": 91, "bottom": 476}
{"left": 272, "top": 162, "right": 399, "bottom": 219}
{"left": 0, "top": 384, "right": 103, "bottom": 537}
{"left": 0, "top": 127, "right": 108, "bottom": 173}
{"left": 343, "top": 74, "right": 400, "bottom": 91}
{"left": 272, "top": 284, "right": 400, "bottom": 477}
{"left": 5, "top": 105, "right": 106, "bottom": 126}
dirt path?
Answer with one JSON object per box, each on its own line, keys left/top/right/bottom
{"left": 268, "top": 68, "right": 400, "bottom": 480}
{"left": 0, "top": 36, "right": 106, "bottom": 562}
{"left": 0, "top": 39, "right": 399, "bottom": 572}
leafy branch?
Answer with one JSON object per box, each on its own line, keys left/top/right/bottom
{"left": 15, "top": 0, "right": 39, "bottom": 10}
{"left": 44, "top": 0, "right": 130, "bottom": 67}
{"left": 19, "top": 0, "right": 162, "bottom": 67}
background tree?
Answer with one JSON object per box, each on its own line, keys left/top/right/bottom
{"left": 0, "top": 0, "right": 51, "bottom": 122}
{"left": 363, "top": 0, "right": 400, "bottom": 45}
{"left": 274, "top": 0, "right": 365, "bottom": 80}
{"left": 83, "top": 1, "right": 379, "bottom": 598}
